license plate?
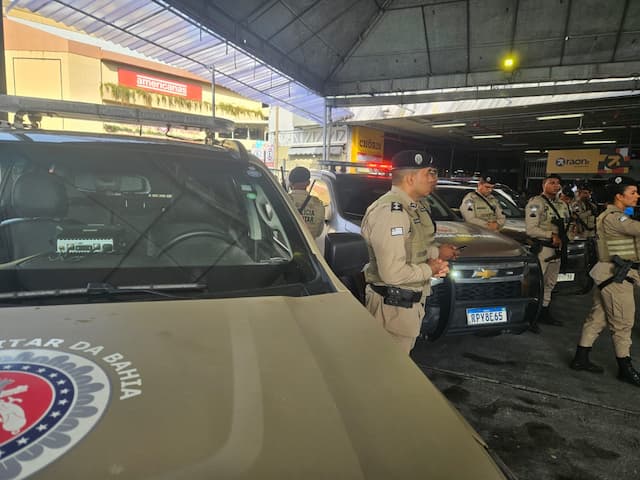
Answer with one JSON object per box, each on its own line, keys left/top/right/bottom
{"left": 466, "top": 307, "right": 508, "bottom": 325}
{"left": 557, "top": 273, "right": 575, "bottom": 282}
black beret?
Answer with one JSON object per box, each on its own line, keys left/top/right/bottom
{"left": 605, "top": 176, "right": 637, "bottom": 201}
{"left": 391, "top": 150, "right": 435, "bottom": 170}
{"left": 288, "top": 166, "right": 310, "bottom": 184}
{"left": 478, "top": 174, "right": 497, "bottom": 185}
{"left": 561, "top": 186, "right": 575, "bottom": 199}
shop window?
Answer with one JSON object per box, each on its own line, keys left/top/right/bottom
{"left": 249, "top": 127, "right": 263, "bottom": 140}
{"left": 233, "top": 127, "right": 248, "bottom": 139}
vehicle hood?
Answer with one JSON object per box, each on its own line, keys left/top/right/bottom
{"left": 1, "top": 294, "right": 504, "bottom": 479}
{"left": 437, "top": 221, "right": 525, "bottom": 258}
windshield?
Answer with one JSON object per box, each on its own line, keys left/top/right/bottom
{"left": 0, "top": 140, "right": 332, "bottom": 303}
{"left": 437, "top": 185, "right": 524, "bottom": 219}
{"left": 333, "top": 174, "right": 458, "bottom": 221}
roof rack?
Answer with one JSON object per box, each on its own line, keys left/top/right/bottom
{"left": 0, "top": 94, "right": 234, "bottom": 133}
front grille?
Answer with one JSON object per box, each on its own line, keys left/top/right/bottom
{"left": 426, "top": 283, "right": 449, "bottom": 306}
{"left": 454, "top": 281, "right": 521, "bottom": 301}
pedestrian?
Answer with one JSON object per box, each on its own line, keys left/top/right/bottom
{"left": 571, "top": 184, "right": 597, "bottom": 237}
{"left": 570, "top": 176, "right": 640, "bottom": 387}
{"left": 361, "top": 150, "right": 449, "bottom": 354}
{"left": 525, "top": 174, "right": 570, "bottom": 332}
{"left": 459, "top": 174, "right": 506, "bottom": 231}
{"left": 288, "top": 166, "right": 325, "bottom": 238}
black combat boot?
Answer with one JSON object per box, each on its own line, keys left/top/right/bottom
{"left": 528, "top": 319, "right": 541, "bottom": 334}
{"left": 538, "top": 306, "right": 563, "bottom": 326}
{"left": 569, "top": 346, "right": 604, "bottom": 373}
{"left": 616, "top": 357, "right": 640, "bottom": 387}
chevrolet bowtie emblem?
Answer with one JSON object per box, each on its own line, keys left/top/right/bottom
{"left": 472, "top": 269, "right": 498, "bottom": 279}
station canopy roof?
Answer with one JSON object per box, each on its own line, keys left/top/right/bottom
{"left": 6, "top": 0, "right": 640, "bottom": 150}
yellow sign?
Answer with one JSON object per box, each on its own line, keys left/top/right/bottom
{"left": 351, "top": 126, "right": 384, "bottom": 162}
{"left": 546, "top": 149, "right": 602, "bottom": 174}
{"left": 546, "top": 149, "right": 630, "bottom": 174}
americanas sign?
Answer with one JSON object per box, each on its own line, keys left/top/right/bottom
{"left": 118, "top": 68, "right": 203, "bottom": 100}
{"left": 547, "top": 148, "right": 631, "bottom": 174}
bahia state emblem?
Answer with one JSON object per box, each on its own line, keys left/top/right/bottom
{"left": 0, "top": 350, "right": 110, "bottom": 479}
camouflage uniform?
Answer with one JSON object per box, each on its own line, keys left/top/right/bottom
{"left": 460, "top": 191, "right": 506, "bottom": 230}
{"left": 289, "top": 190, "right": 325, "bottom": 238}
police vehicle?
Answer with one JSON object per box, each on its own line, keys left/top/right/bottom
{"left": 436, "top": 181, "right": 595, "bottom": 295}
{"left": 308, "top": 167, "right": 543, "bottom": 341}
{"left": 0, "top": 95, "right": 511, "bottom": 479}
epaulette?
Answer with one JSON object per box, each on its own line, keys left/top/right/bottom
{"left": 391, "top": 201, "right": 403, "bottom": 212}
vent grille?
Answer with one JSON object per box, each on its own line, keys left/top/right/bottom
{"left": 455, "top": 281, "right": 521, "bottom": 301}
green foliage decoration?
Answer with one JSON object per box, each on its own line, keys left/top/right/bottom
{"left": 100, "top": 83, "right": 266, "bottom": 119}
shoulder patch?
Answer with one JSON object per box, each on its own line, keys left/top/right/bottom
{"left": 619, "top": 215, "right": 629, "bottom": 222}
{"left": 391, "top": 227, "right": 404, "bottom": 236}
{"left": 391, "top": 201, "right": 403, "bottom": 212}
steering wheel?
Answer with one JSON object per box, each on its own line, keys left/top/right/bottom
{"left": 155, "top": 230, "right": 231, "bottom": 258}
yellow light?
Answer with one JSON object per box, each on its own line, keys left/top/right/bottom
{"left": 503, "top": 57, "right": 514, "bottom": 68}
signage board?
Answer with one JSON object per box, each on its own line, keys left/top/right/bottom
{"left": 546, "top": 148, "right": 630, "bottom": 174}
{"left": 117, "top": 68, "right": 202, "bottom": 100}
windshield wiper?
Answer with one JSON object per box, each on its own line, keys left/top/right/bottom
{"left": 0, "top": 282, "right": 207, "bottom": 301}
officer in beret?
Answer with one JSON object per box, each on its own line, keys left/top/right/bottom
{"left": 459, "top": 174, "right": 506, "bottom": 231}
{"left": 571, "top": 184, "right": 597, "bottom": 237}
{"left": 288, "top": 166, "right": 325, "bottom": 238}
{"left": 361, "top": 150, "right": 452, "bottom": 354}
{"left": 525, "top": 173, "right": 570, "bottom": 332}
{"left": 570, "top": 176, "right": 640, "bottom": 387}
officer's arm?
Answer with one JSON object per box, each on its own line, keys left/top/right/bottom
{"left": 495, "top": 201, "right": 506, "bottom": 228}
{"left": 365, "top": 207, "right": 432, "bottom": 284}
{"left": 460, "top": 195, "right": 487, "bottom": 227}
{"left": 525, "top": 199, "right": 552, "bottom": 239}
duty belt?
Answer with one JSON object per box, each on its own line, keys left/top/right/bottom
{"left": 369, "top": 284, "right": 422, "bottom": 308}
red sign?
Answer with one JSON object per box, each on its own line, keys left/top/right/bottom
{"left": 117, "top": 68, "right": 202, "bottom": 100}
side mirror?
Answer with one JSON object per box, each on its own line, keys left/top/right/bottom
{"left": 324, "top": 232, "right": 369, "bottom": 277}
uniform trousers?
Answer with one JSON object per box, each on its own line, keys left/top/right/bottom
{"left": 538, "top": 246, "right": 561, "bottom": 307}
{"left": 365, "top": 286, "right": 424, "bottom": 354}
{"left": 579, "top": 280, "right": 635, "bottom": 358}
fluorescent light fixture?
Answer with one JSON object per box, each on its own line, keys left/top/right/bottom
{"left": 432, "top": 122, "right": 466, "bottom": 128}
{"left": 583, "top": 140, "right": 616, "bottom": 144}
{"left": 536, "top": 113, "right": 584, "bottom": 121}
{"left": 564, "top": 129, "right": 604, "bottom": 135}
{"left": 525, "top": 150, "right": 541, "bottom": 153}
{"left": 472, "top": 134, "right": 503, "bottom": 139}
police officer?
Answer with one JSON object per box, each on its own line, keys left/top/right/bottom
{"left": 361, "top": 150, "right": 449, "bottom": 354}
{"left": 459, "top": 175, "right": 506, "bottom": 231}
{"left": 525, "top": 174, "right": 570, "bottom": 331}
{"left": 570, "top": 176, "right": 640, "bottom": 387}
{"left": 571, "top": 184, "right": 597, "bottom": 237}
{"left": 288, "top": 166, "right": 325, "bottom": 238}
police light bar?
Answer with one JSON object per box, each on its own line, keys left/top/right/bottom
{"left": 0, "top": 94, "right": 234, "bottom": 133}
{"left": 318, "top": 159, "right": 392, "bottom": 174}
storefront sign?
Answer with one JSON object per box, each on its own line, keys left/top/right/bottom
{"left": 117, "top": 68, "right": 202, "bottom": 100}
{"left": 351, "top": 126, "right": 384, "bottom": 163}
{"left": 546, "top": 148, "right": 630, "bottom": 174}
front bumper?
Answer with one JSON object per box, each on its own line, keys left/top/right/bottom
{"left": 421, "top": 256, "right": 542, "bottom": 340}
